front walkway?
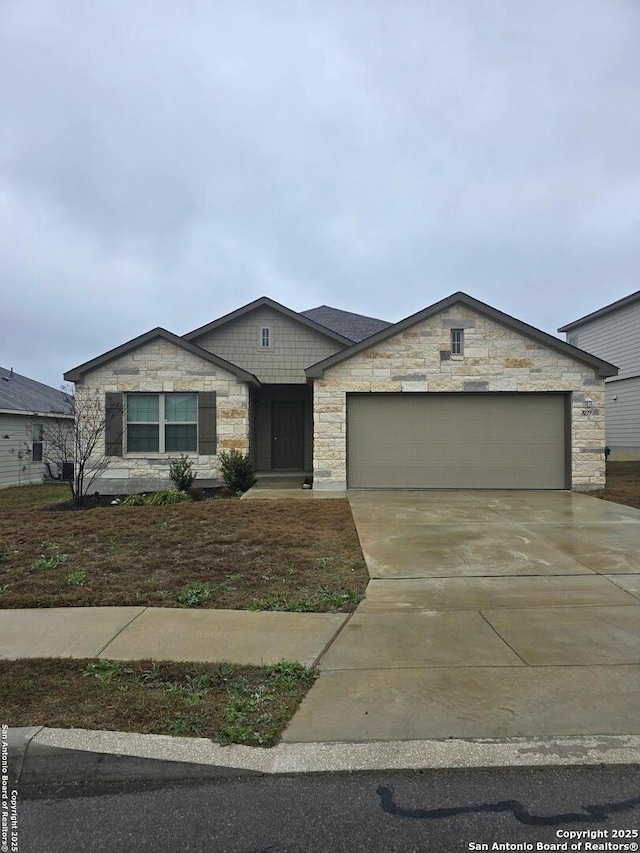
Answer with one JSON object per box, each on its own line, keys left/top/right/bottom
{"left": 242, "top": 475, "right": 345, "bottom": 500}
{"left": 283, "top": 490, "right": 640, "bottom": 742}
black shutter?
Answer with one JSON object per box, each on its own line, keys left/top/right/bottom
{"left": 105, "top": 392, "right": 123, "bottom": 457}
{"left": 198, "top": 392, "right": 217, "bottom": 455}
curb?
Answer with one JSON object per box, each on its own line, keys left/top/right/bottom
{"left": 8, "top": 728, "right": 640, "bottom": 785}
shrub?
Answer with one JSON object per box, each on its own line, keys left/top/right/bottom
{"left": 169, "top": 455, "right": 196, "bottom": 491}
{"left": 122, "top": 493, "right": 146, "bottom": 506}
{"left": 146, "top": 489, "right": 188, "bottom": 506}
{"left": 122, "top": 490, "right": 187, "bottom": 507}
{"left": 218, "top": 449, "right": 256, "bottom": 494}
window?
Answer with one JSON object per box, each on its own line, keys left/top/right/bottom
{"left": 451, "top": 329, "right": 464, "bottom": 355}
{"left": 126, "top": 393, "right": 197, "bottom": 453}
{"left": 260, "top": 327, "right": 271, "bottom": 348}
{"left": 32, "top": 423, "right": 43, "bottom": 462}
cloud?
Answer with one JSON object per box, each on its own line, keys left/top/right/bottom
{"left": 1, "top": 0, "right": 639, "bottom": 385}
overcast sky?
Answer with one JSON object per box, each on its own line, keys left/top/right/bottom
{"left": 1, "top": 1, "right": 639, "bottom": 388}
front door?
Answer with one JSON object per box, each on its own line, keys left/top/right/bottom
{"left": 272, "top": 402, "right": 304, "bottom": 469}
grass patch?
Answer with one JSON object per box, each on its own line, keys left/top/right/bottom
{"left": 0, "top": 483, "right": 69, "bottom": 510}
{"left": 0, "top": 491, "right": 368, "bottom": 612}
{"left": 592, "top": 461, "right": 640, "bottom": 510}
{"left": 31, "top": 541, "right": 69, "bottom": 570}
{"left": 246, "top": 587, "right": 365, "bottom": 613}
{"left": 1, "top": 658, "right": 315, "bottom": 746}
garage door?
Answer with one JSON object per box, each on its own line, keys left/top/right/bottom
{"left": 347, "top": 393, "right": 568, "bottom": 489}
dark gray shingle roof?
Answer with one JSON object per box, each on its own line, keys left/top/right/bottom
{"left": 0, "top": 367, "right": 72, "bottom": 416}
{"left": 300, "top": 306, "right": 392, "bottom": 342}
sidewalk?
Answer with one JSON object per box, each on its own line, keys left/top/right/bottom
{"left": 0, "top": 606, "right": 347, "bottom": 667}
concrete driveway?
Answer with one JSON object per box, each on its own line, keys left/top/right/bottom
{"left": 284, "top": 491, "right": 640, "bottom": 742}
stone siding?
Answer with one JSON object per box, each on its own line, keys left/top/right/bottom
{"left": 78, "top": 339, "right": 249, "bottom": 485}
{"left": 313, "top": 305, "right": 606, "bottom": 490}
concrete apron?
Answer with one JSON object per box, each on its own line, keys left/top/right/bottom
{"left": 283, "top": 490, "right": 640, "bottom": 743}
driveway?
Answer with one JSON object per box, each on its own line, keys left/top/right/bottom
{"left": 284, "top": 490, "right": 640, "bottom": 742}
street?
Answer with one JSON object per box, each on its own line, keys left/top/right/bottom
{"left": 18, "top": 765, "right": 640, "bottom": 852}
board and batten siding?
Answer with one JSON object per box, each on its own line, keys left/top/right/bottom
{"left": 569, "top": 301, "right": 640, "bottom": 379}
{"left": 0, "top": 413, "right": 44, "bottom": 488}
{"left": 191, "top": 307, "right": 345, "bottom": 384}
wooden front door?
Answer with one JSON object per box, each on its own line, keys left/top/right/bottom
{"left": 272, "top": 402, "right": 304, "bottom": 469}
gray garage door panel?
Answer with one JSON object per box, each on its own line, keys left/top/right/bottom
{"left": 347, "top": 394, "right": 567, "bottom": 489}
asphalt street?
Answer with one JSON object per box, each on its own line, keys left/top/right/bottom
{"left": 17, "top": 765, "right": 640, "bottom": 853}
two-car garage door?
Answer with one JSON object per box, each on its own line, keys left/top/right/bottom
{"left": 347, "top": 393, "right": 568, "bottom": 489}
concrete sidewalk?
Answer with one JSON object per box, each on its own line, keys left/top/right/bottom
{"left": 284, "top": 490, "right": 640, "bottom": 743}
{"left": 0, "top": 607, "right": 348, "bottom": 668}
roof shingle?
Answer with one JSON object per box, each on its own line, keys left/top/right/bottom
{"left": 300, "top": 306, "right": 392, "bottom": 342}
{"left": 0, "top": 368, "right": 72, "bottom": 416}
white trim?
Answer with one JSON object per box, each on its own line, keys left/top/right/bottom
{"left": 0, "top": 409, "right": 72, "bottom": 419}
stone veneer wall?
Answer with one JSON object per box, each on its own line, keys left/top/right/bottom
{"left": 313, "top": 305, "right": 606, "bottom": 490}
{"left": 78, "top": 339, "right": 249, "bottom": 484}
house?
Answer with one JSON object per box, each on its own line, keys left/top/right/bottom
{"left": 0, "top": 367, "right": 73, "bottom": 489}
{"left": 64, "top": 293, "right": 616, "bottom": 493}
{"left": 559, "top": 291, "right": 640, "bottom": 460}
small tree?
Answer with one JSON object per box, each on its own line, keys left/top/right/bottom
{"left": 44, "top": 385, "right": 121, "bottom": 506}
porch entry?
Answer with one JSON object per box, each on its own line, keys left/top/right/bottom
{"left": 272, "top": 401, "right": 305, "bottom": 469}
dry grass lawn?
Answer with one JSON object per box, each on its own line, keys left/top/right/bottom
{"left": 0, "top": 658, "right": 315, "bottom": 746}
{"left": 592, "top": 461, "right": 640, "bottom": 510}
{"left": 0, "top": 485, "right": 368, "bottom": 611}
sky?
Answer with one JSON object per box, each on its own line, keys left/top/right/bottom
{"left": 1, "top": 0, "right": 639, "bottom": 388}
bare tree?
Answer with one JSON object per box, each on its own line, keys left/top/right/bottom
{"left": 43, "top": 385, "right": 119, "bottom": 505}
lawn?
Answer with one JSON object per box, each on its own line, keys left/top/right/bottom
{"left": 592, "top": 461, "right": 640, "bottom": 510}
{"left": 0, "top": 485, "right": 368, "bottom": 611}
{"left": 0, "top": 658, "right": 315, "bottom": 746}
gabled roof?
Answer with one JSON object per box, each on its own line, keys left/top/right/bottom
{"left": 64, "top": 328, "right": 261, "bottom": 386}
{"left": 558, "top": 290, "right": 640, "bottom": 333}
{"left": 300, "top": 305, "right": 392, "bottom": 342}
{"left": 0, "top": 367, "right": 72, "bottom": 417}
{"left": 182, "top": 296, "right": 354, "bottom": 346}
{"left": 306, "top": 292, "right": 619, "bottom": 379}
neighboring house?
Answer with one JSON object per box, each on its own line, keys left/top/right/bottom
{"left": 64, "top": 293, "right": 616, "bottom": 494}
{"left": 0, "top": 367, "right": 73, "bottom": 489}
{"left": 559, "top": 291, "right": 640, "bottom": 460}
